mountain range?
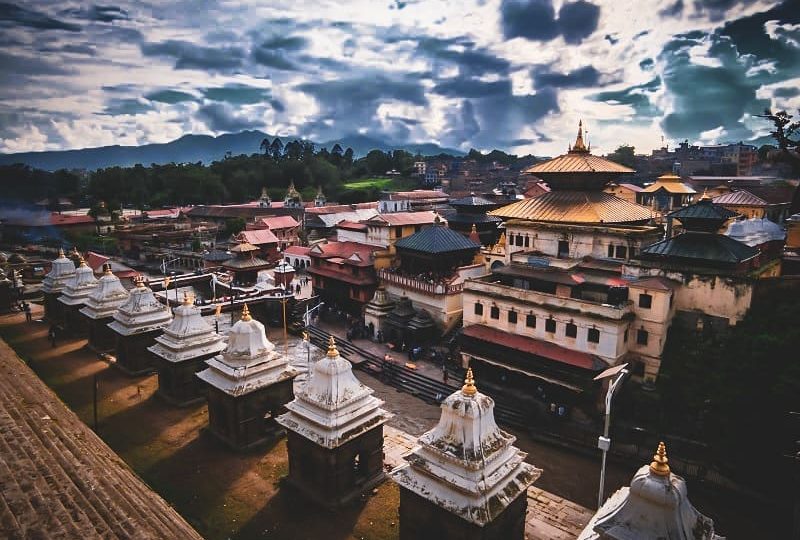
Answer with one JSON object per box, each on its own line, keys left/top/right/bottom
{"left": 0, "top": 131, "right": 464, "bottom": 171}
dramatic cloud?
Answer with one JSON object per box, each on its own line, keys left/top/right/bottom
{"left": 0, "top": 0, "right": 795, "bottom": 155}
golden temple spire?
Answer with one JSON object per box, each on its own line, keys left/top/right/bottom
{"left": 183, "top": 291, "right": 192, "bottom": 305}
{"left": 241, "top": 303, "right": 252, "bottom": 322}
{"left": 103, "top": 263, "right": 113, "bottom": 275}
{"left": 135, "top": 275, "right": 145, "bottom": 288}
{"left": 327, "top": 335, "right": 339, "bottom": 357}
{"left": 58, "top": 247, "right": 65, "bottom": 258}
{"left": 462, "top": 367, "right": 477, "bottom": 396}
{"left": 699, "top": 189, "right": 712, "bottom": 202}
{"left": 571, "top": 119, "right": 588, "bottom": 153}
{"left": 649, "top": 441, "right": 671, "bottom": 476}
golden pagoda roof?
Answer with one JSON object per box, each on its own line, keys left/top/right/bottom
{"left": 489, "top": 191, "right": 656, "bottom": 224}
{"left": 641, "top": 173, "right": 697, "bottom": 194}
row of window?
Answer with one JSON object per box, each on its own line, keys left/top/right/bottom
{"left": 474, "top": 302, "right": 651, "bottom": 345}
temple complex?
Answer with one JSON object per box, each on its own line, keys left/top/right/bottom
{"left": 196, "top": 304, "right": 298, "bottom": 450}
{"left": 578, "top": 442, "right": 724, "bottom": 539}
{"left": 108, "top": 277, "right": 173, "bottom": 376}
{"left": 276, "top": 336, "right": 391, "bottom": 507}
{"left": 149, "top": 293, "right": 226, "bottom": 406}
{"left": 446, "top": 193, "right": 504, "bottom": 245}
{"left": 79, "top": 264, "right": 130, "bottom": 352}
{"left": 58, "top": 257, "right": 98, "bottom": 336}
{"left": 41, "top": 248, "right": 75, "bottom": 325}
{"left": 391, "top": 369, "right": 540, "bottom": 540}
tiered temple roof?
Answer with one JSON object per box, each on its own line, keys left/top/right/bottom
{"left": 41, "top": 248, "right": 76, "bottom": 295}
{"left": 489, "top": 191, "right": 656, "bottom": 225}
{"left": 394, "top": 220, "right": 481, "bottom": 254}
{"left": 108, "top": 278, "right": 173, "bottom": 337}
{"left": 578, "top": 443, "right": 724, "bottom": 540}
{"left": 640, "top": 172, "right": 696, "bottom": 194}
{"left": 277, "top": 336, "right": 391, "bottom": 448}
{"left": 196, "top": 304, "right": 298, "bottom": 396}
{"left": 148, "top": 293, "right": 225, "bottom": 363}
{"left": 390, "top": 369, "right": 541, "bottom": 526}
{"left": 78, "top": 265, "right": 129, "bottom": 319}
{"left": 58, "top": 258, "right": 99, "bottom": 306}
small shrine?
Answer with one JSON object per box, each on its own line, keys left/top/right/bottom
{"left": 276, "top": 337, "right": 392, "bottom": 507}
{"left": 149, "top": 293, "right": 226, "bottom": 406}
{"left": 364, "top": 286, "right": 395, "bottom": 340}
{"left": 284, "top": 180, "right": 303, "bottom": 209}
{"left": 58, "top": 257, "right": 99, "bottom": 336}
{"left": 79, "top": 264, "right": 130, "bottom": 352}
{"left": 196, "top": 304, "right": 298, "bottom": 450}
{"left": 223, "top": 242, "right": 271, "bottom": 286}
{"left": 406, "top": 309, "right": 437, "bottom": 345}
{"left": 272, "top": 260, "right": 295, "bottom": 290}
{"left": 578, "top": 442, "right": 724, "bottom": 539}
{"left": 0, "top": 269, "right": 12, "bottom": 313}
{"left": 314, "top": 185, "right": 326, "bottom": 207}
{"left": 383, "top": 296, "right": 416, "bottom": 344}
{"left": 41, "top": 248, "right": 76, "bottom": 325}
{"left": 391, "top": 369, "right": 540, "bottom": 540}
{"left": 108, "top": 277, "right": 173, "bottom": 376}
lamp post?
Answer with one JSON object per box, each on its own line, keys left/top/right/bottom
{"left": 594, "top": 363, "right": 629, "bottom": 509}
{"left": 214, "top": 303, "right": 221, "bottom": 334}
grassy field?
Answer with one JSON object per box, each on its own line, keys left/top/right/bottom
{"left": 343, "top": 177, "right": 416, "bottom": 191}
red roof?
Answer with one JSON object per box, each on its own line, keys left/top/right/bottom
{"left": 3, "top": 212, "right": 95, "bottom": 227}
{"left": 305, "top": 202, "right": 378, "bottom": 215}
{"left": 309, "top": 241, "right": 375, "bottom": 266}
{"left": 284, "top": 245, "right": 311, "bottom": 256}
{"left": 337, "top": 220, "right": 368, "bottom": 231}
{"left": 235, "top": 229, "right": 279, "bottom": 246}
{"left": 366, "top": 211, "right": 440, "bottom": 226}
{"left": 84, "top": 252, "right": 138, "bottom": 278}
{"left": 386, "top": 190, "right": 449, "bottom": 201}
{"left": 462, "top": 324, "right": 600, "bottom": 370}
{"left": 253, "top": 215, "right": 299, "bottom": 230}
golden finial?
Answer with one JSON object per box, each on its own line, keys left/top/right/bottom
{"left": 471, "top": 223, "right": 477, "bottom": 233}
{"left": 462, "top": 367, "right": 477, "bottom": 396}
{"left": 699, "top": 189, "right": 712, "bottom": 202}
{"left": 241, "top": 303, "right": 251, "bottom": 322}
{"left": 182, "top": 291, "right": 192, "bottom": 305}
{"left": 649, "top": 441, "right": 671, "bottom": 476}
{"left": 135, "top": 275, "right": 145, "bottom": 288}
{"left": 327, "top": 335, "right": 339, "bottom": 357}
{"left": 572, "top": 119, "right": 588, "bottom": 152}
{"left": 103, "top": 263, "right": 113, "bottom": 275}
{"left": 58, "top": 247, "right": 65, "bottom": 258}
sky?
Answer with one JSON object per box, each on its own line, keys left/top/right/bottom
{"left": 0, "top": 0, "right": 798, "bottom": 157}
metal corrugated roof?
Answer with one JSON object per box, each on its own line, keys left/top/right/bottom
{"left": 394, "top": 225, "right": 480, "bottom": 254}
{"left": 667, "top": 200, "right": 738, "bottom": 221}
{"left": 712, "top": 190, "right": 768, "bottom": 206}
{"left": 489, "top": 191, "right": 655, "bottom": 224}
{"left": 524, "top": 153, "right": 634, "bottom": 174}
{"left": 641, "top": 174, "right": 696, "bottom": 194}
{"left": 449, "top": 194, "right": 498, "bottom": 206}
{"left": 640, "top": 232, "right": 759, "bottom": 264}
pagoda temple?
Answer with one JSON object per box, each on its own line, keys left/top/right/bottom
{"left": 446, "top": 193, "right": 504, "bottom": 245}
{"left": 393, "top": 217, "right": 481, "bottom": 275}
{"left": 276, "top": 336, "right": 391, "bottom": 508}
{"left": 58, "top": 257, "right": 98, "bottom": 336}
{"left": 638, "top": 172, "right": 696, "bottom": 212}
{"left": 578, "top": 442, "right": 724, "bottom": 539}
{"left": 41, "top": 248, "right": 75, "bottom": 325}
{"left": 149, "top": 293, "right": 226, "bottom": 406}
{"left": 79, "top": 264, "right": 130, "bottom": 352}
{"left": 223, "top": 242, "right": 271, "bottom": 286}
{"left": 108, "top": 277, "right": 173, "bottom": 376}
{"left": 196, "top": 304, "right": 298, "bottom": 450}
{"left": 391, "top": 369, "right": 540, "bottom": 540}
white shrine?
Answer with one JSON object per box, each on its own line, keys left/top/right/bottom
{"left": 80, "top": 264, "right": 130, "bottom": 352}
{"left": 41, "top": 248, "right": 76, "bottom": 324}
{"left": 58, "top": 257, "right": 99, "bottom": 335}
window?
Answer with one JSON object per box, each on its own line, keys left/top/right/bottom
{"left": 490, "top": 306, "right": 500, "bottom": 319}
{"left": 545, "top": 318, "right": 556, "bottom": 333}
{"left": 557, "top": 240, "right": 569, "bottom": 258}
{"left": 624, "top": 329, "right": 629, "bottom": 342}
{"left": 669, "top": 293, "right": 674, "bottom": 308}
{"left": 588, "top": 328, "right": 600, "bottom": 343}
{"left": 524, "top": 235, "right": 530, "bottom": 248}
{"left": 615, "top": 245, "right": 628, "bottom": 259}
{"left": 639, "top": 293, "right": 652, "bottom": 309}
{"left": 474, "top": 302, "right": 483, "bottom": 316}
{"left": 395, "top": 226, "right": 403, "bottom": 237}
{"left": 508, "top": 310, "right": 517, "bottom": 324}
{"left": 607, "top": 244, "right": 615, "bottom": 257}
{"left": 637, "top": 329, "right": 649, "bottom": 345}
{"left": 565, "top": 322, "right": 577, "bottom": 338}
{"left": 526, "top": 314, "right": 536, "bottom": 328}
{"left": 516, "top": 234, "right": 524, "bottom": 246}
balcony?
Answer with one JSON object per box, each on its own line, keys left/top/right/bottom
{"left": 378, "top": 269, "right": 463, "bottom": 296}
{"left": 465, "top": 278, "right": 633, "bottom": 321}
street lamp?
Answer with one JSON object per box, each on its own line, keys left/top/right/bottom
{"left": 594, "top": 362, "right": 629, "bottom": 509}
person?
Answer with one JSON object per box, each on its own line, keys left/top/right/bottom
{"left": 48, "top": 326, "right": 57, "bottom": 348}
{"left": 295, "top": 283, "right": 301, "bottom": 295}
{"left": 442, "top": 363, "right": 448, "bottom": 383}
{"left": 23, "top": 302, "right": 31, "bottom": 322}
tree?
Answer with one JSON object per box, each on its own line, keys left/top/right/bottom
{"left": 224, "top": 217, "right": 246, "bottom": 236}
{"left": 259, "top": 138, "right": 270, "bottom": 155}
{"left": 607, "top": 144, "right": 636, "bottom": 168}
{"left": 343, "top": 147, "right": 354, "bottom": 165}
{"left": 269, "top": 137, "right": 283, "bottom": 160}
{"left": 760, "top": 109, "right": 800, "bottom": 156}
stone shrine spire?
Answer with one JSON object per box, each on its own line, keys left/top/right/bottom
{"left": 391, "top": 369, "right": 541, "bottom": 536}
{"left": 578, "top": 441, "right": 724, "bottom": 540}
{"left": 277, "top": 335, "right": 391, "bottom": 449}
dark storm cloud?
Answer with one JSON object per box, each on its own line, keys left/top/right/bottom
{"left": 145, "top": 89, "right": 196, "bottom": 104}
{"left": 141, "top": 40, "right": 245, "bottom": 71}
{"left": 500, "top": 0, "right": 600, "bottom": 44}
{"left": 533, "top": 65, "right": 602, "bottom": 88}
{"left": 88, "top": 5, "right": 129, "bottom": 22}
{"left": 773, "top": 87, "right": 800, "bottom": 99}
{"left": 197, "top": 102, "right": 264, "bottom": 132}
{"left": 101, "top": 98, "right": 151, "bottom": 116}
{"left": 0, "top": 51, "right": 72, "bottom": 78}
{"left": 0, "top": 2, "right": 81, "bottom": 32}
{"left": 433, "top": 77, "right": 511, "bottom": 98}
{"left": 720, "top": 0, "right": 800, "bottom": 72}
{"left": 203, "top": 85, "right": 272, "bottom": 105}
{"left": 412, "top": 36, "right": 510, "bottom": 76}
{"left": 250, "top": 34, "right": 308, "bottom": 70}
{"left": 659, "top": 32, "right": 770, "bottom": 140}
{"left": 639, "top": 58, "right": 654, "bottom": 70}
{"left": 693, "top": 0, "right": 737, "bottom": 20}
{"left": 659, "top": 0, "right": 684, "bottom": 17}
{"left": 558, "top": 1, "right": 600, "bottom": 44}
{"left": 443, "top": 100, "right": 480, "bottom": 147}
{"left": 591, "top": 77, "right": 661, "bottom": 117}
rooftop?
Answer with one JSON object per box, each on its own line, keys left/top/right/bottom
{"left": 640, "top": 231, "right": 760, "bottom": 265}
{"left": 712, "top": 189, "right": 768, "bottom": 206}
{"left": 394, "top": 222, "right": 481, "bottom": 254}
{"left": 366, "top": 210, "right": 441, "bottom": 226}
{"left": 235, "top": 229, "right": 280, "bottom": 246}
{"left": 640, "top": 173, "right": 697, "bottom": 194}
{"left": 490, "top": 191, "right": 656, "bottom": 224}
{"left": 309, "top": 241, "right": 376, "bottom": 266}
{"left": 252, "top": 215, "right": 300, "bottom": 230}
